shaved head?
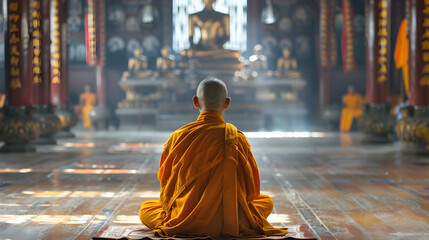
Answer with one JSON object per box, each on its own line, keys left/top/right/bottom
{"left": 195, "top": 78, "right": 228, "bottom": 111}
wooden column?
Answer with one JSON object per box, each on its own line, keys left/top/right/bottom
{"left": 6, "top": 0, "right": 31, "bottom": 106}
{"left": 162, "top": 0, "right": 172, "bottom": 48}
{"left": 29, "top": 0, "right": 47, "bottom": 105}
{"left": 49, "top": 0, "right": 62, "bottom": 105}
{"left": 95, "top": 0, "right": 106, "bottom": 106}
{"left": 395, "top": 0, "right": 429, "bottom": 153}
{"left": 319, "top": 0, "right": 330, "bottom": 108}
{"left": 60, "top": 0, "right": 70, "bottom": 105}
{"left": 358, "top": 0, "right": 395, "bottom": 142}
{"left": 52, "top": 0, "right": 78, "bottom": 138}
{"left": 0, "top": 0, "right": 41, "bottom": 152}
{"left": 365, "top": 0, "right": 390, "bottom": 104}
{"left": 319, "top": 0, "right": 336, "bottom": 108}
{"left": 39, "top": 0, "right": 51, "bottom": 105}
{"left": 90, "top": 0, "right": 110, "bottom": 129}
{"left": 407, "top": 0, "right": 429, "bottom": 106}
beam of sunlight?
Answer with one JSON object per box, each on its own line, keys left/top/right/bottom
{"left": 113, "top": 215, "right": 141, "bottom": 224}
{"left": 0, "top": 168, "right": 33, "bottom": 173}
{"left": 267, "top": 214, "right": 291, "bottom": 224}
{"left": 32, "top": 214, "right": 69, "bottom": 224}
{"left": 63, "top": 169, "right": 139, "bottom": 174}
{"left": 0, "top": 213, "right": 288, "bottom": 225}
{"left": 0, "top": 203, "right": 61, "bottom": 207}
{"left": 22, "top": 191, "right": 72, "bottom": 197}
{"left": 118, "top": 143, "right": 163, "bottom": 148}
{"left": 75, "top": 164, "right": 117, "bottom": 169}
{"left": 132, "top": 191, "right": 160, "bottom": 198}
{"left": 20, "top": 190, "right": 129, "bottom": 198}
{"left": 63, "top": 142, "right": 95, "bottom": 148}
{"left": 0, "top": 214, "right": 106, "bottom": 225}
{"left": 260, "top": 191, "right": 275, "bottom": 197}
{"left": 244, "top": 132, "right": 327, "bottom": 139}
{"left": 108, "top": 143, "right": 164, "bottom": 154}
{"left": 0, "top": 215, "right": 36, "bottom": 224}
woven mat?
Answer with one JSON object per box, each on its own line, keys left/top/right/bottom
{"left": 93, "top": 225, "right": 316, "bottom": 240}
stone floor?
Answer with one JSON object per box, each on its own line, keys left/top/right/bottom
{"left": 0, "top": 131, "right": 428, "bottom": 239}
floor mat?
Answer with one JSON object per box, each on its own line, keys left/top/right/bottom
{"left": 93, "top": 225, "right": 316, "bottom": 240}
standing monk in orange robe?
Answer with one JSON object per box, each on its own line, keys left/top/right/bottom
{"left": 79, "top": 85, "right": 96, "bottom": 129}
{"left": 0, "top": 93, "right": 5, "bottom": 118}
{"left": 394, "top": 19, "right": 409, "bottom": 97}
{"left": 340, "top": 85, "right": 363, "bottom": 132}
{"left": 139, "top": 78, "right": 287, "bottom": 238}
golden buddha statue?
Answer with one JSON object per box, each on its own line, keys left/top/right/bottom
{"left": 122, "top": 49, "right": 152, "bottom": 79}
{"left": 181, "top": 0, "right": 240, "bottom": 62}
{"left": 154, "top": 47, "right": 180, "bottom": 78}
{"left": 276, "top": 48, "right": 301, "bottom": 78}
{"left": 234, "top": 60, "right": 256, "bottom": 81}
{"left": 249, "top": 44, "right": 268, "bottom": 76}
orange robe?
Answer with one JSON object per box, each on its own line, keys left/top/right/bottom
{"left": 0, "top": 94, "right": 5, "bottom": 108}
{"left": 139, "top": 111, "right": 287, "bottom": 238}
{"left": 79, "top": 92, "right": 96, "bottom": 129}
{"left": 394, "top": 19, "right": 409, "bottom": 96}
{"left": 340, "top": 93, "right": 364, "bottom": 132}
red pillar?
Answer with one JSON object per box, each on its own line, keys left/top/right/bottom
{"left": 407, "top": 0, "right": 429, "bottom": 106}
{"left": 395, "top": 0, "right": 429, "bottom": 151}
{"left": 49, "top": 0, "right": 77, "bottom": 137}
{"left": 4, "top": 0, "right": 47, "bottom": 105}
{"left": 95, "top": 0, "right": 106, "bottom": 107}
{"left": 37, "top": 0, "right": 51, "bottom": 105}
{"left": 358, "top": 0, "right": 395, "bottom": 142}
{"left": 49, "top": 0, "right": 69, "bottom": 105}
{"left": 60, "top": 0, "right": 70, "bottom": 105}
{"left": 365, "top": 0, "right": 390, "bottom": 104}
{"left": 49, "top": 0, "right": 63, "bottom": 105}
{"left": 319, "top": 0, "right": 336, "bottom": 108}
{"left": 6, "top": 0, "right": 32, "bottom": 106}
{"left": 0, "top": 0, "right": 42, "bottom": 152}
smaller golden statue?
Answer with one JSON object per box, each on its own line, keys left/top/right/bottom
{"left": 154, "top": 47, "right": 180, "bottom": 78}
{"left": 234, "top": 60, "right": 256, "bottom": 81}
{"left": 122, "top": 48, "right": 152, "bottom": 79}
{"left": 249, "top": 44, "right": 268, "bottom": 77}
{"left": 276, "top": 48, "right": 301, "bottom": 78}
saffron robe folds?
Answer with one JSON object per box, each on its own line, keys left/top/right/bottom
{"left": 139, "top": 111, "right": 287, "bottom": 237}
{"left": 0, "top": 93, "right": 5, "bottom": 108}
{"left": 340, "top": 93, "right": 364, "bottom": 132}
{"left": 394, "top": 19, "right": 409, "bottom": 96}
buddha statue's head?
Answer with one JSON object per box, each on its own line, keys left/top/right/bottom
{"left": 134, "top": 49, "right": 143, "bottom": 58}
{"left": 161, "top": 47, "right": 170, "bottom": 57}
{"left": 282, "top": 48, "right": 291, "bottom": 58}
{"left": 203, "top": 0, "right": 216, "bottom": 9}
{"left": 253, "top": 44, "right": 263, "bottom": 56}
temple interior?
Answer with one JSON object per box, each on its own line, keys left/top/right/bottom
{"left": 0, "top": 0, "right": 429, "bottom": 239}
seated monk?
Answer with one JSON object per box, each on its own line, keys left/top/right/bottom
{"left": 79, "top": 85, "right": 97, "bottom": 129}
{"left": 340, "top": 85, "right": 364, "bottom": 132}
{"left": 139, "top": 78, "right": 287, "bottom": 238}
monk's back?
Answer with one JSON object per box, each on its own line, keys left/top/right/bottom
{"left": 140, "top": 111, "right": 286, "bottom": 237}
{"left": 158, "top": 111, "right": 230, "bottom": 211}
